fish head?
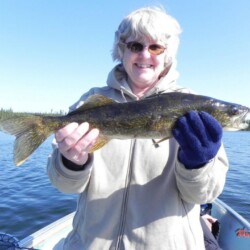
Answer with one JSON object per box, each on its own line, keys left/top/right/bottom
{"left": 209, "top": 100, "right": 249, "bottom": 131}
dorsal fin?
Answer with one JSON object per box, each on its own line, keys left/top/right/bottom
{"left": 70, "top": 94, "right": 116, "bottom": 114}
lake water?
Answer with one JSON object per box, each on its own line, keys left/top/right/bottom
{"left": 0, "top": 131, "right": 249, "bottom": 241}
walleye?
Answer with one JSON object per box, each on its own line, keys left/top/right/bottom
{"left": 0, "top": 92, "right": 249, "bottom": 166}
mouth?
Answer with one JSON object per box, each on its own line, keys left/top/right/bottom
{"left": 226, "top": 109, "right": 249, "bottom": 131}
{"left": 135, "top": 63, "right": 153, "bottom": 69}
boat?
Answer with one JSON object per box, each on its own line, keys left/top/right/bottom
{"left": 212, "top": 199, "right": 250, "bottom": 249}
{"left": 1, "top": 199, "right": 250, "bottom": 249}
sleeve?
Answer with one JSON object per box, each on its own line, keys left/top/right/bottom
{"left": 47, "top": 139, "right": 93, "bottom": 194}
{"left": 175, "top": 144, "right": 229, "bottom": 204}
{"left": 46, "top": 88, "right": 98, "bottom": 194}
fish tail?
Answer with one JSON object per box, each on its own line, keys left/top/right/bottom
{"left": 0, "top": 115, "right": 54, "bottom": 166}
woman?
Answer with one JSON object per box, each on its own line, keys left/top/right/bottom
{"left": 48, "top": 7, "right": 228, "bottom": 249}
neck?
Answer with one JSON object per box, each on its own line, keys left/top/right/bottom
{"left": 128, "top": 80, "right": 158, "bottom": 99}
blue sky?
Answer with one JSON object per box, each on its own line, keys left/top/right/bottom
{"left": 0, "top": 0, "right": 249, "bottom": 113}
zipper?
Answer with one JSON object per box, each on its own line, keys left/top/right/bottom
{"left": 114, "top": 140, "right": 135, "bottom": 250}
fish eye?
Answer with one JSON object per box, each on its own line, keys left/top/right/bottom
{"left": 231, "top": 106, "right": 240, "bottom": 115}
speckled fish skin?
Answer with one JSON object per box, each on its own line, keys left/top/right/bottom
{"left": 0, "top": 92, "right": 249, "bottom": 166}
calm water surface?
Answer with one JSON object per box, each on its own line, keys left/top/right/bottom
{"left": 0, "top": 131, "right": 249, "bottom": 240}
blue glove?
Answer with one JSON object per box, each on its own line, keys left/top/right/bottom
{"left": 172, "top": 111, "right": 222, "bottom": 169}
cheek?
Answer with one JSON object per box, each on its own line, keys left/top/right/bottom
{"left": 122, "top": 53, "right": 129, "bottom": 65}
{"left": 156, "top": 54, "right": 165, "bottom": 67}
{"left": 156, "top": 55, "right": 167, "bottom": 72}
{"left": 122, "top": 52, "right": 135, "bottom": 69}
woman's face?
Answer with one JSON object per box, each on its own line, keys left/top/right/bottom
{"left": 122, "top": 37, "right": 166, "bottom": 96}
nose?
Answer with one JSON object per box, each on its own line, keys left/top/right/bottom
{"left": 138, "top": 46, "right": 151, "bottom": 57}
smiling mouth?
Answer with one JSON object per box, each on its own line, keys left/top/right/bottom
{"left": 135, "top": 63, "right": 153, "bottom": 69}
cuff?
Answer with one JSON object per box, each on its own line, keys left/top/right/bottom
{"left": 54, "top": 149, "right": 93, "bottom": 180}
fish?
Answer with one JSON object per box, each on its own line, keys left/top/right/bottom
{"left": 0, "top": 92, "right": 249, "bottom": 166}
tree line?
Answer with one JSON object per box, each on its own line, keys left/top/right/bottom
{"left": 0, "top": 108, "right": 66, "bottom": 120}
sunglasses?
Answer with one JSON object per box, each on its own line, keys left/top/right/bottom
{"left": 122, "top": 41, "right": 166, "bottom": 55}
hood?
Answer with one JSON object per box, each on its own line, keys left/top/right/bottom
{"left": 106, "top": 61, "right": 180, "bottom": 101}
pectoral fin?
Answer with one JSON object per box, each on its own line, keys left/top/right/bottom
{"left": 89, "top": 135, "right": 110, "bottom": 152}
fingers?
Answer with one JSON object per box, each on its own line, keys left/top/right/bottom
{"left": 173, "top": 111, "right": 205, "bottom": 150}
{"left": 72, "top": 128, "right": 99, "bottom": 154}
{"left": 56, "top": 122, "right": 90, "bottom": 152}
{"left": 199, "top": 111, "right": 222, "bottom": 142}
{"left": 55, "top": 122, "right": 79, "bottom": 142}
{"left": 186, "top": 111, "right": 207, "bottom": 144}
{"left": 173, "top": 111, "right": 222, "bottom": 147}
{"left": 172, "top": 111, "right": 222, "bottom": 169}
{"left": 55, "top": 122, "right": 100, "bottom": 165}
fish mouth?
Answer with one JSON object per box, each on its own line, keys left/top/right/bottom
{"left": 224, "top": 109, "right": 249, "bottom": 131}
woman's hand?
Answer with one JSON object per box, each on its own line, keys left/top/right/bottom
{"left": 173, "top": 111, "right": 222, "bottom": 169}
{"left": 55, "top": 122, "right": 100, "bottom": 166}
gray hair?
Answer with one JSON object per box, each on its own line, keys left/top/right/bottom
{"left": 112, "top": 7, "right": 182, "bottom": 67}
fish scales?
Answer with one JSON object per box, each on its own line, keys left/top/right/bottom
{"left": 0, "top": 92, "right": 249, "bottom": 166}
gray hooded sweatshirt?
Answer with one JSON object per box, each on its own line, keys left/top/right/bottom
{"left": 47, "top": 64, "right": 228, "bottom": 250}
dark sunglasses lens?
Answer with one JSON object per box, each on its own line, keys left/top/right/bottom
{"left": 127, "top": 42, "right": 144, "bottom": 53}
{"left": 126, "top": 42, "right": 165, "bottom": 55}
{"left": 148, "top": 45, "right": 165, "bottom": 55}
